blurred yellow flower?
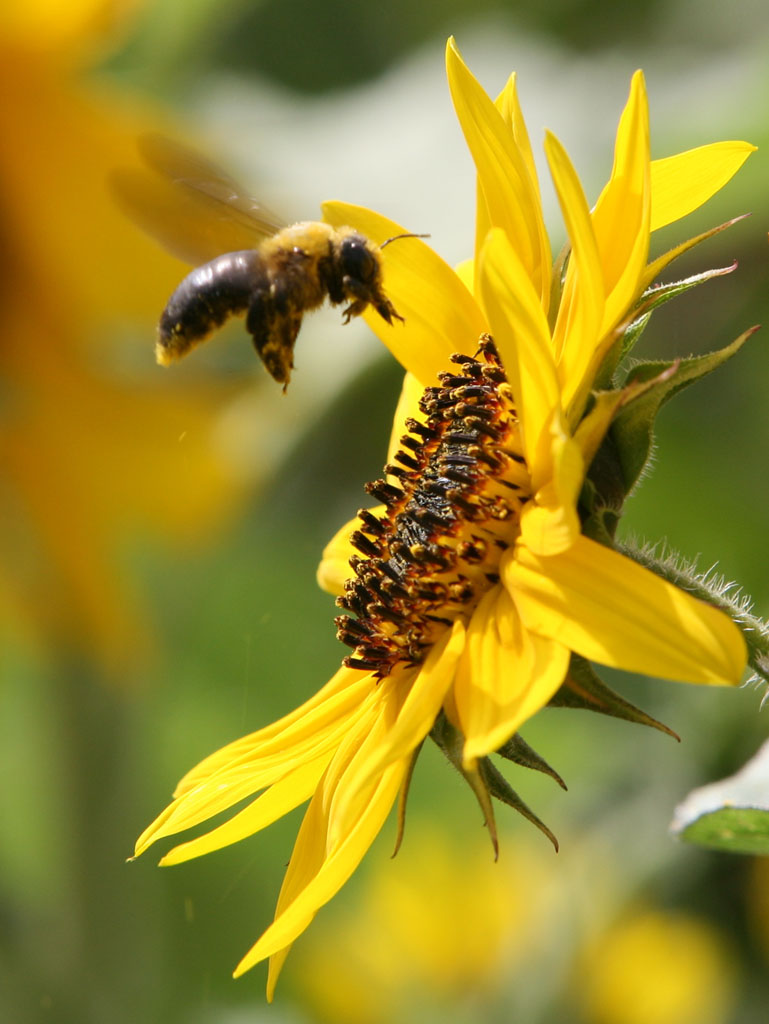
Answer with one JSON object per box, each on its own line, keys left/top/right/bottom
{"left": 577, "top": 909, "right": 737, "bottom": 1024}
{"left": 136, "top": 39, "right": 753, "bottom": 995}
{"left": 0, "top": 1, "right": 247, "bottom": 670}
{"left": 296, "top": 826, "right": 550, "bottom": 1023}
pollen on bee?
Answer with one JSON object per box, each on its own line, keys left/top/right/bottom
{"left": 336, "top": 335, "right": 531, "bottom": 676}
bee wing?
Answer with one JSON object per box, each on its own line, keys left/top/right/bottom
{"left": 112, "top": 133, "right": 285, "bottom": 266}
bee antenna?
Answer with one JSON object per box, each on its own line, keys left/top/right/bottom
{"left": 379, "top": 232, "right": 430, "bottom": 250}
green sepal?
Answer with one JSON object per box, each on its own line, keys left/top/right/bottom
{"left": 548, "top": 654, "right": 679, "bottom": 740}
{"left": 478, "top": 758, "right": 559, "bottom": 852}
{"left": 672, "top": 740, "right": 769, "bottom": 855}
{"left": 610, "top": 326, "right": 757, "bottom": 495}
{"left": 392, "top": 740, "right": 424, "bottom": 858}
{"left": 496, "top": 733, "right": 567, "bottom": 790}
{"left": 618, "top": 263, "right": 737, "bottom": 365}
{"left": 430, "top": 712, "right": 558, "bottom": 853}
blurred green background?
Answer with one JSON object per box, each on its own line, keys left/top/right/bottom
{"left": 1, "top": 1, "right": 768, "bottom": 1021}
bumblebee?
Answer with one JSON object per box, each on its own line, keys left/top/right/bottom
{"left": 114, "top": 135, "right": 412, "bottom": 387}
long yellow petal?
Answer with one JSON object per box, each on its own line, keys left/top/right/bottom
{"left": 478, "top": 227, "right": 561, "bottom": 472}
{"left": 322, "top": 200, "right": 486, "bottom": 385}
{"left": 650, "top": 141, "right": 756, "bottom": 232}
{"left": 503, "top": 536, "right": 747, "bottom": 685}
{"left": 134, "top": 672, "right": 377, "bottom": 855}
{"left": 328, "top": 620, "right": 466, "bottom": 843}
{"left": 172, "top": 664, "right": 369, "bottom": 796}
{"left": 545, "top": 132, "right": 605, "bottom": 416}
{"left": 236, "top": 759, "right": 406, "bottom": 990}
{"left": 446, "top": 38, "right": 549, "bottom": 309}
{"left": 454, "top": 586, "right": 570, "bottom": 764}
{"left": 159, "top": 754, "right": 329, "bottom": 865}
{"left": 591, "top": 70, "right": 651, "bottom": 325}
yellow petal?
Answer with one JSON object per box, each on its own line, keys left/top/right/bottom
{"left": 236, "top": 759, "right": 406, "bottom": 990}
{"left": 650, "top": 141, "right": 756, "bottom": 232}
{"left": 316, "top": 513, "right": 359, "bottom": 596}
{"left": 496, "top": 72, "right": 543, "bottom": 211}
{"left": 134, "top": 670, "right": 376, "bottom": 855}
{"left": 478, "top": 227, "right": 561, "bottom": 471}
{"left": 328, "top": 620, "right": 466, "bottom": 842}
{"left": 386, "top": 370, "right": 425, "bottom": 465}
{"left": 503, "top": 536, "right": 746, "bottom": 685}
{"left": 159, "top": 754, "right": 329, "bottom": 865}
{"left": 454, "top": 257, "right": 475, "bottom": 292}
{"left": 322, "top": 200, "right": 486, "bottom": 385}
{"left": 173, "top": 666, "right": 372, "bottom": 795}
{"left": 454, "top": 587, "right": 570, "bottom": 763}
{"left": 446, "top": 38, "right": 550, "bottom": 309}
{"left": 591, "top": 70, "right": 651, "bottom": 328}
{"left": 545, "top": 131, "right": 605, "bottom": 415}
{"left": 520, "top": 416, "right": 583, "bottom": 555}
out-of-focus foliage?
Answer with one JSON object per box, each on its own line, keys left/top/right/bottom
{"left": 1, "top": 0, "right": 768, "bottom": 1022}
{"left": 0, "top": 0, "right": 252, "bottom": 671}
{"left": 673, "top": 739, "right": 769, "bottom": 854}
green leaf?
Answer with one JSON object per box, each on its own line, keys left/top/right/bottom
{"left": 671, "top": 739, "right": 769, "bottom": 855}
{"left": 610, "top": 327, "right": 756, "bottom": 494}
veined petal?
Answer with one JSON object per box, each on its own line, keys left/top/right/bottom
{"left": 236, "top": 758, "right": 406, "bottom": 993}
{"left": 159, "top": 754, "right": 329, "bottom": 865}
{"left": 650, "top": 142, "right": 756, "bottom": 232}
{"left": 455, "top": 586, "right": 570, "bottom": 764}
{"left": 478, "top": 227, "right": 561, "bottom": 471}
{"left": 446, "top": 38, "right": 549, "bottom": 309}
{"left": 504, "top": 536, "right": 747, "bottom": 685}
{"left": 322, "top": 200, "right": 486, "bottom": 385}
{"left": 545, "top": 132, "right": 605, "bottom": 415}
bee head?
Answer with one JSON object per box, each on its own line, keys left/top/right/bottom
{"left": 338, "top": 232, "right": 381, "bottom": 287}
{"left": 336, "top": 228, "right": 427, "bottom": 327}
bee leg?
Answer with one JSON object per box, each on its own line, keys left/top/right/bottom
{"left": 341, "top": 298, "right": 368, "bottom": 324}
{"left": 246, "top": 290, "right": 301, "bottom": 389}
{"left": 373, "top": 295, "right": 404, "bottom": 325}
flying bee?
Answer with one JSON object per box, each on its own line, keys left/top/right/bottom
{"left": 113, "top": 135, "right": 422, "bottom": 387}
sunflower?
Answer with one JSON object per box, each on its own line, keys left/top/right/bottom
{"left": 135, "top": 39, "right": 755, "bottom": 997}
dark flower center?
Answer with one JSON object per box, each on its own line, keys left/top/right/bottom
{"left": 336, "top": 335, "right": 531, "bottom": 676}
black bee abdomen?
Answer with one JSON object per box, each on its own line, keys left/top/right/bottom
{"left": 158, "top": 250, "right": 264, "bottom": 361}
